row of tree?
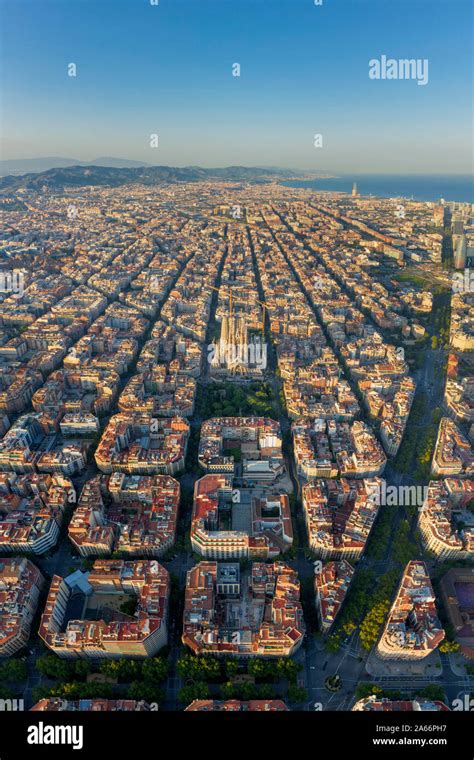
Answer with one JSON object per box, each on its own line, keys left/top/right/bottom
{"left": 177, "top": 681, "right": 307, "bottom": 705}
{"left": 36, "top": 654, "right": 169, "bottom": 683}
{"left": 176, "top": 654, "right": 301, "bottom": 684}
{"left": 31, "top": 680, "right": 164, "bottom": 706}
{"left": 355, "top": 682, "right": 446, "bottom": 703}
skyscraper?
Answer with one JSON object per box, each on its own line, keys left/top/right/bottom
{"left": 453, "top": 234, "right": 467, "bottom": 269}
{"left": 452, "top": 216, "right": 465, "bottom": 235}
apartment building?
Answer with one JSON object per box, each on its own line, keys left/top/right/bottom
{"left": 95, "top": 414, "right": 189, "bottom": 475}
{"left": 315, "top": 559, "right": 355, "bottom": 633}
{"left": 376, "top": 561, "right": 445, "bottom": 660}
{"left": 303, "top": 478, "right": 382, "bottom": 560}
{"left": 0, "top": 472, "right": 74, "bottom": 554}
{"left": 69, "top": 473, "right": 180, "bottom": 557}
{"left": 39, "top": 560, "right": 169, "bottom": 658}
{"left": 191, "top": 473, "right": 293, "bottom": 559}
{"left": 182, "top": 561, "right": 304, "bottom": 657}
{"left": 0, "top": 557, "right": 44, "bottom": 655}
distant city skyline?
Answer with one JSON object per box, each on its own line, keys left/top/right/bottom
{"left": 0, "top": 0, "right": 472, "bottom": 174}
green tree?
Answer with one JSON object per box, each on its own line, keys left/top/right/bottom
{"left": 40, "top": 682, "right": 115, "bottom": 700}
{"left": 220, "top": 681, "right": 236, "bottom": 700}
{"left": 439, "top": 640, "right": 460, "bottom": 653}
{"left": 141, "top": 657, "right": 169, "bottom": 683}
{"left": 73, "top": 660, "right": 91, "bottom": 679}
{"left": 36, "top": 655, "right": 72, "bottom": 681}
{"left": 325, "top": 635, "right": 341, "bottom": 653}
{"left": 276, "top": 658, "right": 300, "bottom": 684}
{"left": 359, "top": 601, "right": 390, "bottom": 650}
{"left": 417, "top": 684, "right": 446, "bottom": 702}
{"left": 355, "top": 683, "right": 383, "bottom": 700}
{"left": 287, "top": 685, "right": 307, "bottom": 704}
{"left": 176, "top": 654, "right": 220, "bottom": 682}
{"left": 224, "top": 658, "right": 239, "bottom": 679}
{"left": 0, "top": 659, "right": 28, "bottom": 682}
{"left": 247, "top": 659, "right": 276, "bottom": 680}
{"left": 31, "top": 686, "right": 51, "bottom": 705}
{"left": 256, "top": 683, "right": 276, "bottom": 699}
{"left": 177, "top": 682, "right": 209, "bottom": 705}
{"left": 127, "top": 681, "right": 164, "bottom": 703}
{"left": 99, "top": 658, "right": 141, "bottom": 681}
{"left": 239, "top": 682, "right": 258, "bottom": 700}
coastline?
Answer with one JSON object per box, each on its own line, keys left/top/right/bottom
{"left": 281, "top": 174, "right": 474, "bottom": 204}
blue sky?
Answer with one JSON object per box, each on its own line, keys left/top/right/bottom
{"left": 0, "top": 0, "right": 472, "bottom": 172}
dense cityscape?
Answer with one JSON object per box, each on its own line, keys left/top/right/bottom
{"left": 0, "top": 177, "right": 472, "bottom": 719}
{"left": 0, "top": 0, "right": 472, "bottom": 754}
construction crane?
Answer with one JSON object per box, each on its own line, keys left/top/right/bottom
{"left": 209, "top": 284, "right": 267, "bottom": 332}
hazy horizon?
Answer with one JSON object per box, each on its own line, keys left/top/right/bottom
{"left": 1, "top": 157, "right": 473, "bottom": 177}
{"left": 1, "top": 0, "right": 472, "bottom": 175}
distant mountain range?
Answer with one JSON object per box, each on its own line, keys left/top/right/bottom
{"left": 0, "top": 157, "right": 153, "bottom": 176}
{"left": 0, "top": 163, "right": 320, "bottom": 193}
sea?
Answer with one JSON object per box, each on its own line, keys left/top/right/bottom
{"left": 282, "top": 174, "right": 473, "bottom": 204}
